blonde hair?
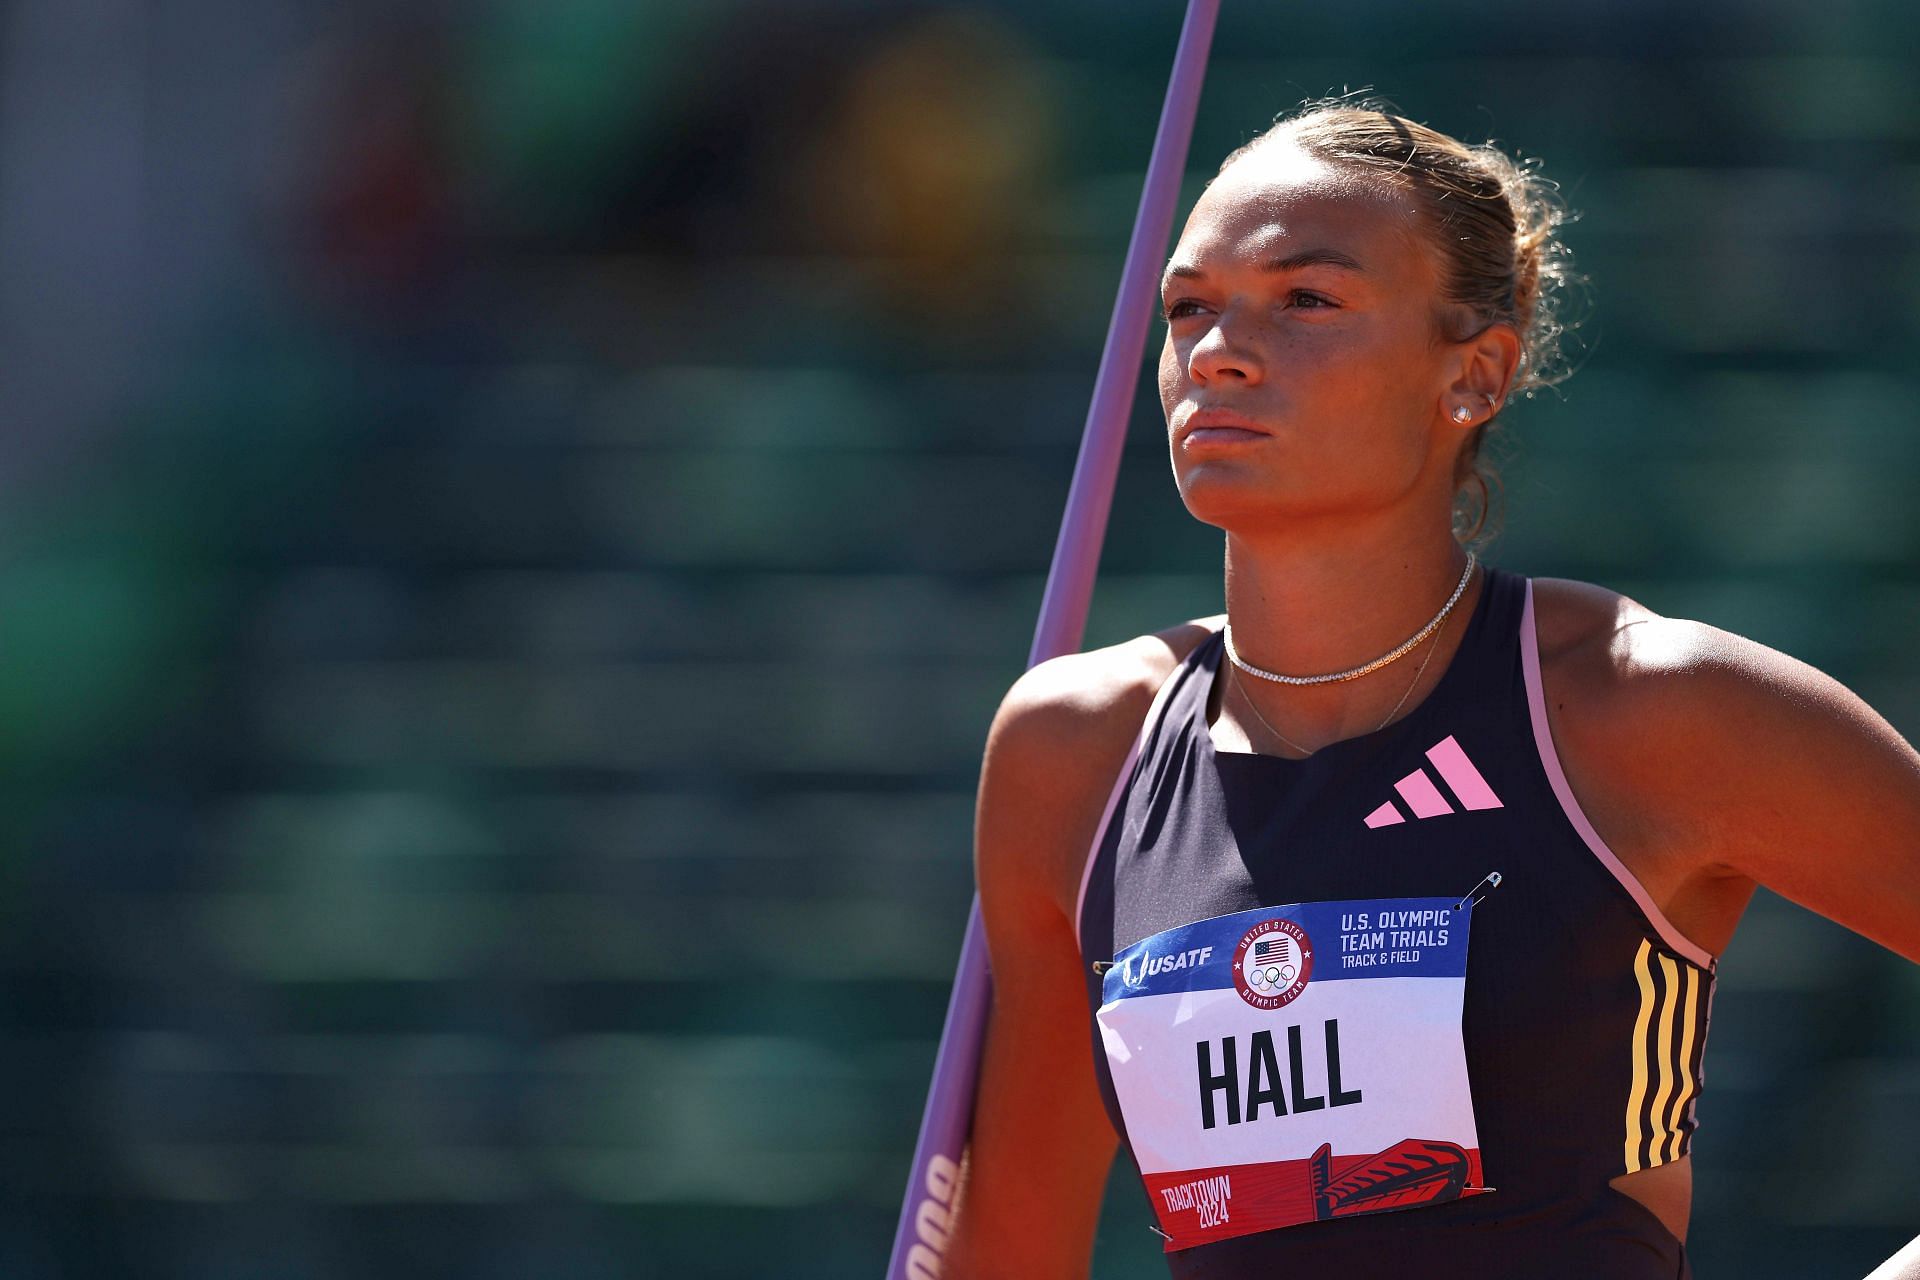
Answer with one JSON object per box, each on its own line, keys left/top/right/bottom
{"left": 1214, "top": 93, "right": 1589, "bottom": 544}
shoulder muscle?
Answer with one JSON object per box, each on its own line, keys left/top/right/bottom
{"left": 977, "top": 615, "right": 1221, "bottom": 926}
{"left": 1534, "top": 577, "right": 1920, "bottom": 962}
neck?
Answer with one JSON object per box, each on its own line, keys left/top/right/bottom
{"left": 1215, "top": 516, "right": 1481, "bottom": 749}
{"left": 1224, "top": 519, "right": 1473, "bottom": 672}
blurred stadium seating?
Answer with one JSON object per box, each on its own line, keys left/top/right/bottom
{"left": 0, "top": 1, "right": 1915, "bottom": 1276}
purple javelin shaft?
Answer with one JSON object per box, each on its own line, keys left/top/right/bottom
{"left": 886, "top": 2, "right": 1221, "bottom": 1274}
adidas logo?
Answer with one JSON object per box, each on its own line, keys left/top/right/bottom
{"left": 1363, "top": 735, "right": 1504, "bottom": 828}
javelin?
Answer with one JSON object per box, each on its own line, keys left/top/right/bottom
{"left": 887, "top": 2, "right": 1223, "bottom": 1274}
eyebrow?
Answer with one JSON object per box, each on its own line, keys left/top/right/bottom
{"left": 1160, "top": 247, "right": 1368, "bottom": 294}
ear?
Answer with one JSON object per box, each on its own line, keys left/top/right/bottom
{"left": 1442, "top": 320, "right": 1524, "bottom": 426}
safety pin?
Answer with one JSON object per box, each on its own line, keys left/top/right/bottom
{"left": 1457, "top": 870, "right": 1504, "bottom": 911}
{"left": 1147, "top": 1222, "right": 1173, "bottom": 1241}
{"left": 1091, "top": 960, "right": 1115, "bottom": 975}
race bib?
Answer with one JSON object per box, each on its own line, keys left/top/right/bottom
{"left": 1096, "top": 896, "right": 1489, "bottom": 1251}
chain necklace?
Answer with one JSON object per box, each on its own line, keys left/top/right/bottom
{"left": 1228, "top": 621, "right": 1443, "bottom": 756}
{"left": 1223, "top": 551, "right": 1476, "bottom": 686}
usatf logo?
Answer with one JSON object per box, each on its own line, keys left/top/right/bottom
{"left": 1121, "top": 944, "right": 1215, "bottom": 989}
{"left": 1232, "top": 919, "right": 1312, "bottom": 1009}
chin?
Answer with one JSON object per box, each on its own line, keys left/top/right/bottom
{"left": 1177, "top": 472, "right": 1305, "bottom": 532}
{"left": 1174, "top": 468, "right": 1374, "bottom": 534}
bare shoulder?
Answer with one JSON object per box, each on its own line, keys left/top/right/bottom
{"left": 991, "top": 612, "right": 1223, "bottom": 754}
{"left": 1531, "top": 576, "right": 1920, "bottom": 893}
{"left": 1531, "top": 575, "right": 1880, "bottom": 740}
{"left": 979, "top": 613, "right": 1224, "bottom": 920}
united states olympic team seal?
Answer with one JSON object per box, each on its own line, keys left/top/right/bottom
{"left": 1232, "top": 918, "right": 1313, "bottom": 1009}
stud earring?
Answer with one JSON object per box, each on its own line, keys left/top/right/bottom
{"left": 1451, "top": 405, "right": 1472, "bottom": 424}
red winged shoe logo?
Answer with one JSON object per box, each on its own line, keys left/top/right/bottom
{"left": 1307, "top": 1139, "right": 1474, "bottom": 1220}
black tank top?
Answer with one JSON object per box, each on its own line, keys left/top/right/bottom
{"left": 1076, "top": 564, "right": 1714, "bottom": 1279}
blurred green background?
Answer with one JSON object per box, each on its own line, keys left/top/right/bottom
{"left": 0, "top": 0, "right": 1916, "bottom": 1276}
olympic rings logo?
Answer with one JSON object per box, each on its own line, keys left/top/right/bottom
{"left": 1244, "top": 961, "right": 1298, "bottom": 990}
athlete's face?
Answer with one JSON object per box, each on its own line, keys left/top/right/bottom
{"left": 1156, "top": 145, "right": 1478, "bottom": 534}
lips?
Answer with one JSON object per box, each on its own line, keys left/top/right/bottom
{"left": 1185, "top": 428, "right": 1265, "bottom": 449}
{"left": 1181, "top": 408, "right": 1271, "bottom": 448}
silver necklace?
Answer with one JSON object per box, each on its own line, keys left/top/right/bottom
{"left": 1224, "top": 551, "right": 1476, "bottom": 686}
{"left": 1228, "top": 621, "right": 1443, "bottom": 756}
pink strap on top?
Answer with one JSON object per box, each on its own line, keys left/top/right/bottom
{"left": 1073, "top": 653, "right": 1191, "bottom": 953}
{"left": 1519, "top": 579, "right": 1719, "bottom": 972}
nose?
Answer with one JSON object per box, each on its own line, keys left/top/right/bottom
{"left": 1185, "top": 307, "right": 1262, "bottom": 385}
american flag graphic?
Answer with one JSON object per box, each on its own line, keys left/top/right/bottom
{"left": 1253, "top": 937, "right": 1290, "bottom": 963}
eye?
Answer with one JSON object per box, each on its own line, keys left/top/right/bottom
{"left": 1162, "top": 290, "right": 1336, "bottom": 321}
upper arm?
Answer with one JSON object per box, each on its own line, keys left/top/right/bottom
{"left": 1663, "top": 622, "right": 1920, "bottom": 963}
{"left": 1578, "top": 611, "right": 1920, "bottom": 964}
{"left": 947, "top": 624, "right": 1211, "bottom": 1275}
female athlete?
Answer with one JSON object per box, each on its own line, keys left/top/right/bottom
{"left": 942, "top": 99, "right": 1920, "bottom": 1278}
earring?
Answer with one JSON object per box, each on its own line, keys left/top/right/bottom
{"left": 1451, "top": 405, "right": 1472, "bottom": 424}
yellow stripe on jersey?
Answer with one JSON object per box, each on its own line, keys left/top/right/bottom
{"left": 1647, "top": 953, "right": 1680, "bottom": 1165}
{"left": 1625, "top": 940, "right": 1709, "bottom": 1173}
{"left": 1624, "top": 940, "right": 1656, "bottom": 1173}
{"left": 1662, "top": 964, "right": 1701, "bottom": 1164}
